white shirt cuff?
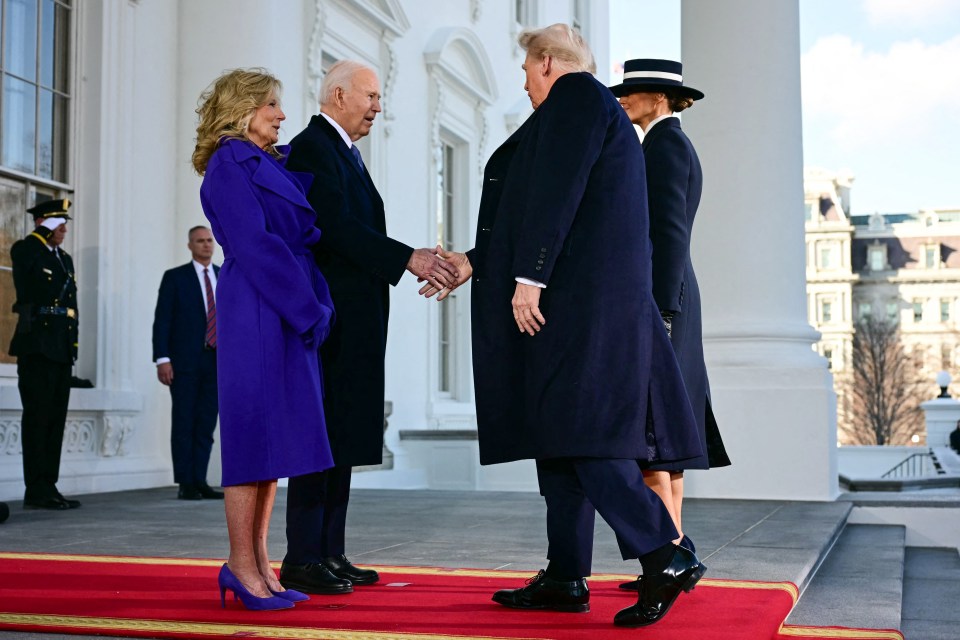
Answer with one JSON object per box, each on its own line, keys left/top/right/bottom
{"left": 156, "top": 357, "right": 171, "bottom": 365}
{"left": 515, "top": 277, "right": 546, "bottom": 288}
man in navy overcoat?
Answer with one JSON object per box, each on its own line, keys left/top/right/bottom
{"left": 429, "top": 25, "right": 707, "bottom": 628}
{"left": 279, "top": 60, "right": 459, "bottom": 595}
{"left": 152, "top": 226, "right": 222, "bottom": 501}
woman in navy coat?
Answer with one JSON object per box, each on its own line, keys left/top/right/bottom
{"left": 611, "top": 59, "right": 731, "bottom": 558}
{"left": 427, "top": 26, "right": 706, "bottom": 628}
{"left": 193, "top": 69, "right": 335, "bottom": 610}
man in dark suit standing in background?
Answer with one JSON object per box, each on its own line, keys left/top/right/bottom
{"left": 279, "top": 60, "right": 458, "bottom": 595}
{"left": 152, "top": 226, "right": 223, "bottom": 501}
{"left": 10, "top": 198, "right": 82, "bottom": 510}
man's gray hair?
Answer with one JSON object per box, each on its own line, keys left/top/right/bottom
{"left": 319, "top": 60, "right": 375, "bottom": 105}
{"left": 518, "top": 23, "right": 596, "bottom": 74}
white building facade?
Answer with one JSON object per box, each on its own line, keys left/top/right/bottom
{"left": 1, "top": 0, "right": 839, "bottom": 502}
{"left": 0, "top": 0, "right": 610, "bottom": 500}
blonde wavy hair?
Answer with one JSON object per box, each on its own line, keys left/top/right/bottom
{"left": 518, "top": 23, "right": 596, "bottom": 74}
{"left": 192, "top": 68, "right": 282, "bottom": 175}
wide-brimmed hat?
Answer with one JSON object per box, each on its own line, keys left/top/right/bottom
{"left": 609, "top": 59, "right": 704, "bottom": 101}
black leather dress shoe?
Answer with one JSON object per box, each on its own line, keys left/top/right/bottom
{"left": 614, "top": 545, "right": 706, "bottom": 627}
{"left": 322, "top": 554, "right": 379, "bottom": 585}
{"left": 196, "top": 483, "right": 224, "bottom": 499}
{"left": 177, "top": 484, "right": 202, "bottom": 500}
{"left": 279, "top": 561, "right": 353, "bottom": 594}
{"left": 23, "top": 497, "right": 69, "bottom": 510}
{"left": 492, "top": 570, "right": 589, "bottom": 613}
{"left": 53, "top": 491, "right": 81, "bottom": 509}
{"left": 619, "top": 536, "right": 696, "bottom": 591}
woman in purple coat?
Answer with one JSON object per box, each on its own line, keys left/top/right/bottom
{"left": 192, "top": 69, "right": 335, "bottom": 611}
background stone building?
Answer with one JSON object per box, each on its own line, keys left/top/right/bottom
{"left": 805, "top": 167, "right": 959, "bottom": 443}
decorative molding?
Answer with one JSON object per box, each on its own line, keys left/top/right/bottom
{"left": 306, "top": 0, "right": 329, "bottom": 107}
{"left": 335, "top": 0, "right": 410, "bottom": 38}
{"left": 471, "top": 0, "right": 482, "bottom": 23}
{"left": 63, "top": 419, "right": 97, "bottom": 454}
{"left": 424, "top": 27, "right": 498, "bottom": 106}
{"left": 477, "top": 111, "right": 488, "bottom": 185}
{"left": 382, "top": 41, "right": 399, "bottom": 136}
{"left": 101, "top": 415, "right": 133, "bottom": 457}
{"left": 429, "top": 72, "right": 446, "bottom": 153}
{"left": 0, "top": 420, "right": 20, "bottom": 455}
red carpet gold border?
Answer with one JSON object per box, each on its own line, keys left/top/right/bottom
{"left": 0, "top": 551, "right": 800, "bottom": 602}
{"left": 0, "top": 613, "right": 545, "bottom": 640}
{"left": 777, "top": 625, "right": 903, "bottom": 640}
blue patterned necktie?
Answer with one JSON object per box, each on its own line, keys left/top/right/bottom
{"left": 349, "top": 144, "right": 365, "bottom": 171}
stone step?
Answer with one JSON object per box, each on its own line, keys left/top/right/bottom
{"left": 900, "top": 547, "right": 960, "bottom": 639}
{"left": 786, "top": 523, "right": 905, "bottom": 631}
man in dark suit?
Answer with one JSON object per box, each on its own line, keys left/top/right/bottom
{"left": 279, "top": 60, "right": 458, "bottom": 595}
{"left": 424, "top": 26, "right": 705, "bottom": 628}
{"left": 152, "top": 226, "right": 223, "bottom": 501}
{"left": 10, "top": 198, "right": 82, "bottom": 510}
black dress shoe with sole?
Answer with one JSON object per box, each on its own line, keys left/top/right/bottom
{"left": 279, "top": 561, "right": 353, "bottom": 595}
{"left": 492, "top": 570, "right": 589, "bottom": 613}
{"left": 23, "top": 497, "right": 70, "bottom": 510}
{"left": 614, "top": 545, "right": 706, "bottom": 627}
{"left": 196, "top": 483, "right": 225, "bottom": 499}
{"left": 177, "top": 484, "right": 203, "bottom": 500}
{"left": 54, "top": 492, "right": 81, "bottom": 509}
{"left": 619, "top": 536, "right": 697, "bottom": 591}
{"left": 322, "top": 554, "right": 379, "bottom": 585}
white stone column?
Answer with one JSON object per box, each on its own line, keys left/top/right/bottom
{"left": 680, "top": 0, "right": 838, "bottom": 500}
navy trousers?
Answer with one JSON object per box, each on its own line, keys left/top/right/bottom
{"left": 285, "top": 466, "right": 352, "bottom": 563}
{"left": 169, "top": 349, "right": 218, "bottom": 485}
{"left": 536, "top": 457, "right": 678, "bottom": 578}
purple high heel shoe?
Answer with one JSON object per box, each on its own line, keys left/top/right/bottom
{"left": 218, "top": 564, "right": 294, "bottom": 611}
{"left": 270, "top": 587, "right": 310, "bottom": 603}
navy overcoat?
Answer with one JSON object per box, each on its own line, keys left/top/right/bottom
{"left": 469, "top": 73, "right": 703, "bottom": 466}
{"left": 643, "top": 117, "right": 730, "bottom": 470}
{"left": 286, "top": 116, "right": 413, "bottom": 467}
{"left": 199, "top": 138, "right": 335, "bottom": 485}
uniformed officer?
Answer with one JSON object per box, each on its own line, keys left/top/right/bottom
{"left": 9, "top": 198, "right": 81, "bottom": 510}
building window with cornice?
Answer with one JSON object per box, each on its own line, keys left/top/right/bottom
{"left": 941, "top": 298, "right": 952, "bottom": 323}
{"left": 0, "top": 0, "right": 74, "bottom": 370}
{"left": 821, "top": 299, "right": 833, "bottom": 324}
{"left": 868, "top": 244, "right": 886, "bottom": 271}
{"left": 887, "top": 300, "right": 899, "bottom": 323}
{"left": 924, "top": 244, "right": 940, "bottom": 269}
{"left": 818, "top": 242, "right": 838, "bottom": 270}
{"left": 913, "top": 299, "right": 925, "bottom": 323}
{"left": 823, "top": 347, "right": 833, "bottom": 370}
{"left": 858, "top": 302, "right": 872, "bottom": 320}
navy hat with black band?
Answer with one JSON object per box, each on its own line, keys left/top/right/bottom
{"left": 27, "top": 198, "right": 72, "bottom": 220}
{"left": 608, "top": 58, "right": 704, "bottom": 101}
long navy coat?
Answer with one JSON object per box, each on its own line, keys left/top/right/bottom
{"left": 469, "top": 73, "right": 702, "bottom": 466}
{"left": 644, "top": 117, "right": 730, "bottom": 470}
{"left": 286, "top": 116, "right": 413, "bottom": 467}
{"left": 199, "top": 138, "right": 335, "bottom": 485}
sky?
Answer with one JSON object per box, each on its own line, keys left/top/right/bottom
{"left": 608, "top": 0, "right": 960, "bottom": 215}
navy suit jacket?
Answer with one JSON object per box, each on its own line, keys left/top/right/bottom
{"left": 152, "top": 262, "right": 219, "bottom": 372}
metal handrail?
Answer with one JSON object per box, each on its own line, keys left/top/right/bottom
{"left": 881, "top": 449, "right": 944, "bottom": 478}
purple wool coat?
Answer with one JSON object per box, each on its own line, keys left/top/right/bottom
{"left": 199, "top": 138, "right": 336, "bottom": 486}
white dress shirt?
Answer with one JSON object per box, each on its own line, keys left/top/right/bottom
{"left": 156, "top": 261, "right": 216, "bottom": 366}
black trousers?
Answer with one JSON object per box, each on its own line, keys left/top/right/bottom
{"left": 536, "top": 457, "right": 678, "bottom": 578}
{"left": 284, "top": 466, "right": 352, "bottom": 563}
{"left": 169, "top": 350, "right": 218, "bottom": 485}
{"left": 17, "top": 354, "right": 71, "bottom": 500}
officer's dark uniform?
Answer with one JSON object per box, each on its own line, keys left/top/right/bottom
{"left": 9, "top": 199, "right": 81, "bottom": 510}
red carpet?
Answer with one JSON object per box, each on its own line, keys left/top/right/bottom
{"left": 0, "top": 553, "right": 902, "bottom": 639}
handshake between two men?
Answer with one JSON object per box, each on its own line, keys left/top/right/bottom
{"left": 409, "top": 246, "right": 545, "bottom": 338}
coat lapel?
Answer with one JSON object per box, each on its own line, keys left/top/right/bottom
{"left": 312, "top": 115, "right": 378, "bottom": 198}
{"left": 642, "top": 117, "right": 679, "bottom": 152}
